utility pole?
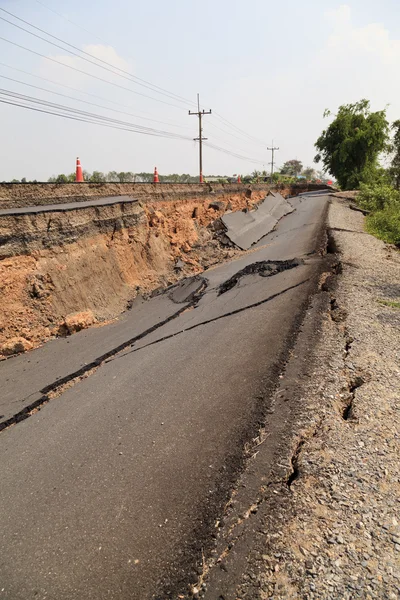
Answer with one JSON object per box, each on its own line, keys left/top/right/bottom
{"left": 267, "top": 141, "right": 279, "bottom": 177}
{"left": 189, "top": 94, "right": 212, "bottom": 183}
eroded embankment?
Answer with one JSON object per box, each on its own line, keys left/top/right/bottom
{"left": 0, "top": 189, "right": 266, "bottom": 356}
{"left": 0, "top": 181, "right": 325, "bottom": 210}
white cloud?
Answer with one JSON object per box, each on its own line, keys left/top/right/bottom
{"left": 223, "top": 5, "right": 400, "bottom": 171}
{"left": 323, "top": 4, "right": 400, "bottom": 66}
{"left": 326, "top": 4, "right": 352, "bottom": 28}
{"left": 36, "top": 44, "right": 131, "bottom": 90}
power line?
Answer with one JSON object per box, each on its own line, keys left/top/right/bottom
{"left": 0, "top": 8, "right": 274, "bottom": 154}
{"left": 207, "top": 119, "right": 266, "bottom": 150}
{"left": 0, "top": 88, "right": 193, "bottom": 139}
{"left": 0, "top": 62, "right": 190, "bottom": 128}
{"left": 1, "top": 7, "right": 276, "bottom": 153}
{"left": 189, "top": 94, "right": 212, "bottom": 183}
{"left": 0, "top": 97, "right": 192, "bottom": 138}
{"left": 0, "top": 7, "right": 195, "bottom": 108}
{"left": 0, "top": 35, "right": 189, "bottom": 111}
{"left": 267, "top": 142, "right": 279, "bottom": 176}
{"left": 0, "top": 74, "right": 193, "bottom": 131}
{"left": 0, "top": 76, "right": 267, "bottom": 164}
{"left": 33, "top": 0, "right": 117, "bottom": 46}
{"left": 203, "top": 142, "right": 265, "bottom": 166}
{"left": 212, "top": 111, "right": 268, "bottom": 148}
{"left": 0, "top": 89, "right": 265, "bottom": 166}
{"left": 1, "top": 7, "right": 273, "bottom": 149}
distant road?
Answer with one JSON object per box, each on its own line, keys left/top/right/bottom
{"left": 0, "top": 193, "right": 329, "bottom": 599}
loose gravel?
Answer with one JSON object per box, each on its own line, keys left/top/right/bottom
{"left": 255, "top": 198, "right": 400, "bottom": 599}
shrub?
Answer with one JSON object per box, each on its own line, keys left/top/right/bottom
{"left": 365, "top": 203, "right": 400, "bottom": 246}
{"left": 358, "top": 183, "right": 400, "bottom": 212}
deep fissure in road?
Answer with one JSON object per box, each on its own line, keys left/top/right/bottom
{"left": 0, "top": 186, "right": 333, "bottom": 600}
{"left": 217, "top": 258, "right": 303, "bottom": 295}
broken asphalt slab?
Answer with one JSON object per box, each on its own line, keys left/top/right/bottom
{"left": 0, "top": 264, "right": 324, "bottom": 600}
{"left": 221, "top": 191, "right": 294, "bottom": 250}
{"left": 0, "top": 194, "right": 328, "bottom": 430}
{"left": 0, "top": 192, "right": 330, "bottom": 599}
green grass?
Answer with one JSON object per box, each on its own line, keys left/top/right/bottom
{"left": 377, "top": 299, "right": 400, "bottom": 309}
{"left": 365, "top": 203, "right": 400, "bottom": 246}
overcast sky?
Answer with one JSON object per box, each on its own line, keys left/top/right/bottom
{"left": 1, "top": 0, "right": 400, "bottom": 180}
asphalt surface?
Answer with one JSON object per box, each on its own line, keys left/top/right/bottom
{"left": 221, "top": 191, "right": 293, "bottom": 249}
{"left": 0, "top": 193, "right": 330, "bottom": 599}
{"left": 0, "top": 195, "right": 138, "bottom": 216}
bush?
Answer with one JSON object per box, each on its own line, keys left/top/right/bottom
{"left": 365, "top": 203, "right": 400, "bottom": 246}
{"left": 358, "top": 183, "right": 400, "bottom": 211}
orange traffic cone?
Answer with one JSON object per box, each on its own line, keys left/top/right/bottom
{"left": 75, "top": 157, "right": 84, "bottom": 182}
{"left": 237, "top": 174, "right": 241, "bottom": 183}
{"left": 153, "top": 167, "right": 159, "bottom": 183}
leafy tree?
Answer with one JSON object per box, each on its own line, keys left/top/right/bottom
{"left": 358, "top": 183, "right": 400, "bottom": 212}
{"left": 250, "top": 170, "right": 261, "bottom": 182}
{"left": 136, "top": 172, "right": 153, "bottom": 183}
{"left": 55, "top": 174, "right": 68, "bottom": 183}
{"left": 302, "top": 167, "right": 316, "bottom": 180}
{"left": 11, "top": 178, "right": 20, "bottom": 183}
{"left": 165, "top": 173, "right": 181, "bottom": 183}
{"left": 89, "top": 171, "right": 106, "bottom": 183}
{"left": 314, "top": 99, "right": 389, "bottom": 190}
{"left": 82, "top": 170, "right": 91, "bottom": 182}
{"left": 388, "top": 120, "right": 400, "bottom": 190}
{"left": 270, "top": 172, "right": 282, "bottom": 183}
{"left": 107, "top": 171, "right": 119, "bottom": 182}
{"left": 21, "top": 177, "right": 27, "bottom": 183}
{"left": 280, "top": 160, "right": 303, "bottom": 177}
{"left": 118, "top": 171, "right": 135, "bottom": 182}
{"left": 67, "top": 173, "right": 76, "bottom": 182}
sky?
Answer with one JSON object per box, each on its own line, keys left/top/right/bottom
{"left": 0, "top": 0, "right": 400, "bottom": 180}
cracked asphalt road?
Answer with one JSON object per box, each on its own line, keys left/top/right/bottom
{"left": 0, "top": 193, "right": 329, "bottom": 599}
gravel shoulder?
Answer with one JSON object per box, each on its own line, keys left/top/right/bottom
{"left": 255, "top": 198, "right": 400, "bottom": 598}
{"left": 198, "top": 197, "right": 399, "bottom": 599}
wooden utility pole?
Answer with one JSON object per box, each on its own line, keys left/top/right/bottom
{"left": 268, "top": 141, "right": 279, "bottom": 177}
{"left": 189, "top": 94, "right": 212, "bottom": 183}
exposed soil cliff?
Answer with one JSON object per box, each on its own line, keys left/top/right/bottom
{"left": 0, "top": 183, "right": 329, "bottom": 357}
{"left": 0, "top": 191, "right": 262, "bottom": 356}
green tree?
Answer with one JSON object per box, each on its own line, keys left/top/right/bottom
{"left": 136, "top": 172, "right": 153, "bottom": 182}
{"left": 55, "top": 174, "right": 68, "bottom": 183}
{"left": 280, "top": 160, "right": 303, "bottom": 177}
{"left": 302, "top": 167, "right": 316, "bottom": 180}
{"left": 166, "top": 173, "right": 181, "bottom": 182}
{"left": 314, "top": 99, "right": 389, "bottom": 190}
{"left": 250, "top": 170, "right": 261, "bottom": 182}
{"left": 89, "top": 171, "right": 106, "bottom": 183}
{"left": 117, "top": 171, "right": 135, "bottom": 182}
{"left": 388, "top": 120, "right": 400, "bottom": 190}
{"left": 107, "top": 171, "right": 119, "bottom": 182}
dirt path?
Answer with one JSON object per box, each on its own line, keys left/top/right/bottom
{"left": 249, "top": 198, "right": 400, "bottom": 599}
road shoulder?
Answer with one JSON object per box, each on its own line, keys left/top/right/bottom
{"left": 201, "top": 198, "right": 400, "bottom": 599}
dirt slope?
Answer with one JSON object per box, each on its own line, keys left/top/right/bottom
{"left": 0, "top": 191, "right": 264, "bottom": 357}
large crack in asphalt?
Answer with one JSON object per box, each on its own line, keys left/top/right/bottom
{"left": 118, "top": 279, "right": 310, "bottom": 359}
{"left": 217, "top": 259, "right": 303, "bottom": 296}
{"left": 0, "top": 279, "right": 208, "bottom": 433}
{"left": 0, "top": 258, "right": 306, "bottom": 433}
